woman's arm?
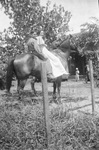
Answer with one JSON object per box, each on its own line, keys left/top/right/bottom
{"left": 36, "top": 36, "right": 48, "bottom": 50}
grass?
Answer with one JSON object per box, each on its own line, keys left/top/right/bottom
{"left": 0, "top": 95, "right": 99, "bottom": 150}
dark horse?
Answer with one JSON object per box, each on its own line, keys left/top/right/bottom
{"left": 6, "top": 36, "right": 76, "bottom": 101}
{"left": 0, "top": 69, "right": 6, "bottom": 90}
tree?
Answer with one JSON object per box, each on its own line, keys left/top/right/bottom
{"left": 41, "top": 1, "right": 71, "bottom": 45}
{"left": 0, "top": 0, "right": 71, "bottom": 56}
{"left": 0, "top": 0, "right": 41, "bottom": 40}
{"left": 76, "top": 17, "right": 99, "bottom": 74}
{"left": 77, "top": 17, "right": 99, "bottom": 57}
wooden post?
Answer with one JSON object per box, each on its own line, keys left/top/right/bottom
{"left": 41, "top": 62, "right": 50, "bottom": 148}
{"left": 89, "top": 59, "right": 95, "bottom": 114}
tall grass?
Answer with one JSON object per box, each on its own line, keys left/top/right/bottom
{"left": 0, "top": 99, "right": 99, "bottom": 150}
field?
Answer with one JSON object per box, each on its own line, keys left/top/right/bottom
{"left": 0, "top": 78, "right": 99, "bottom": 150}
{"left": 10, "top": 78, "right": 99, "bottom": 114}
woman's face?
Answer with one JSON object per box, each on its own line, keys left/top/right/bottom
{"left": 40, "top": 31, "right": 44, "bottom": 36}
{"left": 33, "top": 32, "right": 37, "bottom": 37}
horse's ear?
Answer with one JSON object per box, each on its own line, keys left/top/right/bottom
{"left": 69, "top": 34, "right": 73, "bottom": 39}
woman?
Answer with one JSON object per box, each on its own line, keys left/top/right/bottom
{"left": 36, "top": 30, "right": 69, "bottom": 79}
{"left": 26, "top": 36, "right": 47, "bottom": 61}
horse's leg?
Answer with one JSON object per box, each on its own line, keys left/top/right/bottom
{"left": 17, "top": 79, "right": 21, "bottom": 93}
{"left": 56, "top": 76, "right": 62, "bottom": 103}
{"left": 6, "top": 59, "right": 14, "bottom": 93}
{"left": 31, "top": 77, "right": 37, "bottom": 95}
{"left": 53, "top": 81, "right": 57, "bottom": 99}
{"left": 57, "top": 81, "right": 61, "bottom": 100}
{"left": 17, "top": 79, "right": 27, "bottom": 93}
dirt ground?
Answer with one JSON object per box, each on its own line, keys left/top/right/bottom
{"left": 0, "top": 78, "right": 99, "bottom": 115}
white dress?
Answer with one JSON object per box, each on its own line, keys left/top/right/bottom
{"left": 36, "top": 36, "right": 69, "bottom": 78}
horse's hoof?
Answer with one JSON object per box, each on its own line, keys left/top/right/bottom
{"left": 54, "top": 97, "right": 62, "bottom": 104}
{"left": 53, "top": 94, "right": 56, "bottom": 99}
{"left": 18, "top": 96, "right": 22, "bottom": 100}
{"left": 54, "top": 100, "right": 58, "bottom": 104}
{"left": 33, "top": 94, "right": 38, "bottom": 97}
{"left": 32, "top": 91, "right": 38, "bottom": 97}
{"left": 31, "top": 98, "right": 38, "bottom": 104}
{"left": 5, "top": 90, "right": 12, "bottom": 96}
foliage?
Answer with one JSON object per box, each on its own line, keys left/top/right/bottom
{"left": 42, "top": 1, "right": 71, "bottom": 45}
{"left": 0, "top": 0, "right": 71, "bottom": 57}
{"left": 74, "top": 17, "right": 99, "bottom": 74}
{"left": 76, "top": 17, "right": 99, "bottom": 59}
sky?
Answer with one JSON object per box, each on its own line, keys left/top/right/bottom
{"left": 0, "top": 6, "right": 11, "bottom": 32}
{"left": 0, "top": 0, "right": 99, "bottom": 33}
{"left": 40, "top": 0, "right": 99, "bottom": 33}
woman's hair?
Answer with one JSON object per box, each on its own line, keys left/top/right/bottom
{"left": 32, "top": 32, "right": 37, "bottom": 36}
{"left": 37, "top": 30, "right": 44, "bottom": 36}
{"left": 37, "top": 30, "right": 41, "bottom": 36}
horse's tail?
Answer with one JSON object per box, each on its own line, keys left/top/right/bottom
{"left": 6, "top": 58, "right": 15, "bottom": 92}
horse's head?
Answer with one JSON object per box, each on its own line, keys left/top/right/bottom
{"left": 59, "top": 35, "right": 78, "bottom": 53}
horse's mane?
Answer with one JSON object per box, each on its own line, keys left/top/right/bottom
{"left": 51, "top": 48, "right": 68, "bottom": 61}
{"left": 51, "top": 36, "right": 71, "bottom": 52}
{"left": 53, "top": 48, "right": 64, "bottom": 55}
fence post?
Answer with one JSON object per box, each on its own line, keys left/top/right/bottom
{"left": 41, "top": 62, "right": 50, "bottom": 148}
{"left": 89, "top": 59, "right": 95, "bottom": 115}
